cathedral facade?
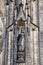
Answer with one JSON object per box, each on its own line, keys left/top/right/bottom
{"left": 0, "top": 0, "right": 42, "bottom": 65}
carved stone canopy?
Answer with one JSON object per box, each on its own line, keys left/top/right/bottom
{"left": 17, "top": 4, "right": 26, "bottom": 21}
{"left": 17, "top": 6, "right": 26, "bottom": 27}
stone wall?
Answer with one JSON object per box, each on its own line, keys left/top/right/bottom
{"left": 0, "top": 52, "right": 3, "bottom": 65}
{"left": 39, "top": 0, "right": 43, "bottom": 65}
{"left": 0, "top": 0, "right": 43, "bottom": 65}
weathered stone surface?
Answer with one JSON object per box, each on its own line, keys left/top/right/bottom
{"left": 0, "top": 0, "right": 43, "bottom": 65}
{"left": 39, "top": 0, "right": 43, "bottom": 65}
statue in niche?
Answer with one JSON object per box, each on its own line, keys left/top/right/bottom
{"left": 17, "top": 33, "right": 25, "bottom": 62}
{"left": 17, "top": 34, "right": 24, "bottom": 52}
